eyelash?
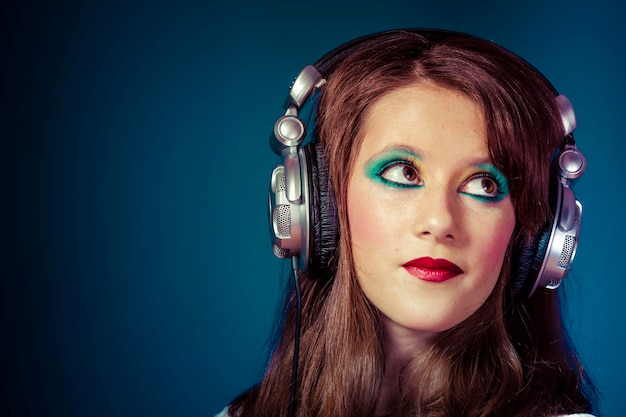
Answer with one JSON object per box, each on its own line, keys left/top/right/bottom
{"left": 375, "top": 160, "right": 422, "bottom": 188}
{"left": 460, "top": 172, "right": 507, "bottom": 202}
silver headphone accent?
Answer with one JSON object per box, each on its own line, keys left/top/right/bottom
{"left": 269, "top": 153, "right": 310, "bottom": 262}
{"left": 269, "top": 66, "right": 325, "bottom": 271}
{"left": 555, "top": 94, "right": 586, "bottom": 180}
{"left": 531, "top": 182, "right": 583, "bottom": 293}
{"left": 527, "top": 94, "right": 586, "bottom": 295}
{"left": 270, "top": 66, "right": 325, "bottom": 155}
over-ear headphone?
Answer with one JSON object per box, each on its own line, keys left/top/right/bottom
{"left": 267, "top": 29, "right": 586, "bottom": 298}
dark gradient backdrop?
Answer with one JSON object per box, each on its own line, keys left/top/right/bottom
{"left": 3, "top": 0, "right": 624, "bottom": 416}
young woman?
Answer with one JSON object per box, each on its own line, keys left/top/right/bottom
{"left": 218, "top": 29, "right": 597, "bottom": 417}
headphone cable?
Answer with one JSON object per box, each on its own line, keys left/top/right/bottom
{"left": 288, "top": 256, "right": 302, "bottom": 417}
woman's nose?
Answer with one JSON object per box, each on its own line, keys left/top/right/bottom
{"left": 412, "top": 185, "right": 459, "bottom": 242}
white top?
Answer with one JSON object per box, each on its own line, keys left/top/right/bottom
{"left": 215, "top": 408, "right": 594, "bottom": 417}
{"left": 214, "top": 408, "right": 228, "bottom": 417}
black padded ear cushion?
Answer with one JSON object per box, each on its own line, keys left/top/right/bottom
{"left": 304, "top": 142, "right": 339, "bottom": 279}
{"left": 512, "top": 223, "right": 551, "bottom": 297}
{"left": 511, "top": 177, "right": 559, "bottom": 297}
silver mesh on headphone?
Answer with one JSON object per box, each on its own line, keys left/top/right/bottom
{"left": 546, "top": 277, "right": 561, "bottom": 289}
{"left": 273, "top": 243, "right": 290, "bottom": 258}
{"left": 558, "top": 235, "right": 575, "bottom": 268}
{"left": 271, "top": 165, "right": 292, "bottom": 240}
{"left": 275, "top": 205, "right": 291, "bottom": 238}
{"left": 273, "top": 166, "right": 286, "bottom": 192}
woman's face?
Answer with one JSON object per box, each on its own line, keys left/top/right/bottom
{"left": 347, "top": 82, "right": 516, "bottom": 346}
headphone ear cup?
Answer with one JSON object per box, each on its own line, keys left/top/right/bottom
{"left": 304, "top": 142, "right": 339, "bottom": 279}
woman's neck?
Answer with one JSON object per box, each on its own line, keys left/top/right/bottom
{"left": 377, "top": 316, "right": 434, "bottom": 416}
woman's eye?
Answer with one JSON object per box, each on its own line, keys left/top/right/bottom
{"left": 378, "top": 163, "right": 423, "bottom": 187}
{"left": 460, "top": 174, "right": 503, "bottom": 200}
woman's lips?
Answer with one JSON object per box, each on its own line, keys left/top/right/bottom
{"left": 402, "top": 257, "right": 464, "bottom": 282}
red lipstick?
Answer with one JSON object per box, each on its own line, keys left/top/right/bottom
{"left": 402, "top": 257, "right": 463, "bottom": 282}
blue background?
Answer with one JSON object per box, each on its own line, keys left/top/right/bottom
{"left": 2, "top": 0, "right": 624, "bottom": 416}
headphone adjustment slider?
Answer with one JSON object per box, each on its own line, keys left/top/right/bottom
{"left": 289, "top": 65, "right": 325, "bottom": 109}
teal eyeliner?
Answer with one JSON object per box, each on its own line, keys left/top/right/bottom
{"left": 461, "top": 164, "right": 510, "bottom": 203}
{"left": 364, "top": 149, "right": 423, "bottom": 189}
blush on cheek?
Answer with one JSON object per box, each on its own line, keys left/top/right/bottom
{"left": 348, "top": 194, "right": 391, "bottom": 250}
{"left": 480, "top": 223, "right": 515, "bottom": 276}
{"left": 347, "top": 189, "right": 369, "bottom": 243}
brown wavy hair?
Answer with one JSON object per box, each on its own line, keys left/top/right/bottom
{"left": 230, "top": 31, "right": 596, "bottom": 417}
